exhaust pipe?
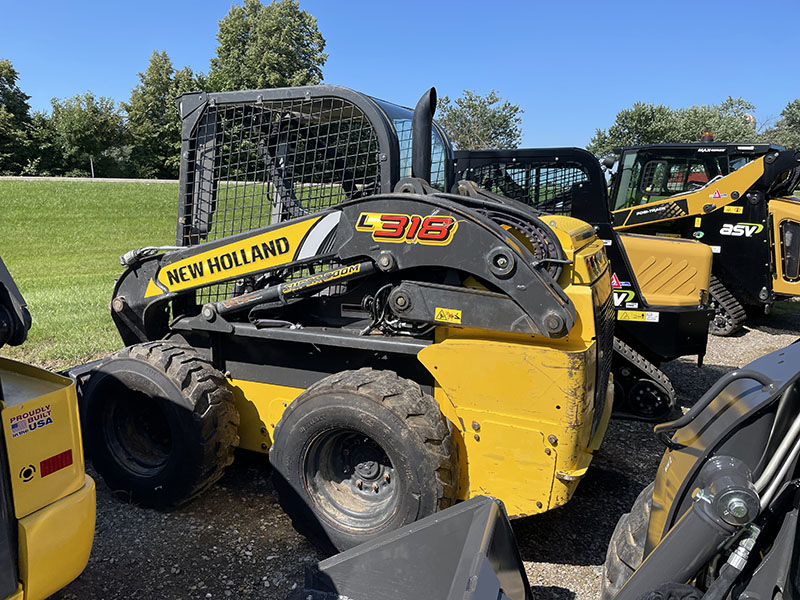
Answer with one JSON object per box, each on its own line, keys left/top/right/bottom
{"left": 411, "top": 87, "right": 437, "bottom": 182}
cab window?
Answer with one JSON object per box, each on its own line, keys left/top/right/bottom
{"left": 612, "top": 150, "right": 729, "bottom": 210}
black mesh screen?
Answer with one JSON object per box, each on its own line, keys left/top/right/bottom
{"left": 593, "top": 292, "right": 615, "bottom": 436}
{"left": 179, "top": 96, "right": 384, "bottom": 302}
{"left": 461, "top": 161, "right": 590, "bottom": 215}
{"left": 393, "top": 118, "right": 448, "bottom": 190}
{"left": 181, "top": 97, "right": 383, "bottom": 247}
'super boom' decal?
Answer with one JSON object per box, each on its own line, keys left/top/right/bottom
{"left": 355, "top": 212, "right": 458, "bottom": 246}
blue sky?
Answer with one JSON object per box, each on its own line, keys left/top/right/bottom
{"left": 3, "top": 0, "right": 797, "bottom": 147}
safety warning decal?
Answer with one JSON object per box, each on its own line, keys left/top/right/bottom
{"left": 434, "top": 307, "right": 462, "bottom": 324}
{"left": 10, "top": 405, "right": 54, "bottom": 438}
{"left": 617, "top": 310, "right": 660, "bottom": 323}
{"left": 723, "top": 206, "right": 743, "bottom": 214}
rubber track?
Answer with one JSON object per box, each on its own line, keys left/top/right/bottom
{"left": 299, "top": 368, "right": 458, "bottom": 508}
{"left": 613, "top": 337, "right": 676, "bottom": 420}
{"left": 123, "top": 341, "right": 240, "bottom": 505}
{"left": 708, "top": 275, "right": 747, "bottom": 337}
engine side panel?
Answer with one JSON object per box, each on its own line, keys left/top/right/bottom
{"left": 618, "top": 233, "right": 712, "bottom": 306}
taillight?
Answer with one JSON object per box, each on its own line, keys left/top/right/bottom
{"left": 40, "top": 449, "right": 73, "bottom": 477}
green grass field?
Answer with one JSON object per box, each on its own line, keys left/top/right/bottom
{"left": 0, "top": 180, "right": 177, "bottom": 369}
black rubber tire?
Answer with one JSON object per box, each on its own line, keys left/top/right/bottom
{"left": 269, "top": 368, "right": 457, "bottom": 552}
{"left": 83, "top": 341, "right": 240, "bottom": 508}
{"left": 640, "top": 583, "right": 702, "bottom": 600}
{"left": 602, "top": 482, "right": 654, "bottom": 600}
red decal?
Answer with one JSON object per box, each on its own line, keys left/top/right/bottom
{"left": 40, "top": 449, "right": 73, "bottom": 477}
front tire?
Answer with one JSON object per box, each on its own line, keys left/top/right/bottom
{"left": 83, "top": 342, "right": 240, "bottom": 508}
{"left": 269, "top": 368, "right": 457, "bottom": 552}
{"left": 602, "top": 482, "right": 654, "bottom": 600}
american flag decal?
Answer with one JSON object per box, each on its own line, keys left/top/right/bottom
{"left": 11, "top": 420, "right": 28, "bottom": 438}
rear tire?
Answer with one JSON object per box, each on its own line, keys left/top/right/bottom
{"left": 83, "top": 342, "right": 240, "bottom": 508}
{"left": 269, "top": 368, "right": 457, "bottom": 552}
{"left": 602, "top": 482, "right": 654, "bottom": 600}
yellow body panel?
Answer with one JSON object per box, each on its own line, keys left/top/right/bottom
{"left": 228, "top": 379, "right": 303, "bottom": 453}
{"left": 417, "top": 336, "right": 606, "bottom": 516}
{"left": 614, "top": 157, "right": 766, "bottom": 229}
{"left": 769, "top": 197, "right": 800, "bottom": 296}
{"left": 18, "top": 476, "right": 95, "bottom": 600}
{"left": 0, "top": 358, "right": 85, "bottom": 519}
{"left": 618, "top": 233, "right": 712, "bottom": 306}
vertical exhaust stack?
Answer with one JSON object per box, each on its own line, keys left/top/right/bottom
{"left": 412, "top": 87, "right": 437, "bottom": 183}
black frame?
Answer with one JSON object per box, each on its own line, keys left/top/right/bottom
{"left": 453, "top": 147, "right": 711, "bottom": 364}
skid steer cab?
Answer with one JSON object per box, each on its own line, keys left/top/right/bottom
{"left": 602, "top": 341, "right": 800, "bottom": 600}
{"left": 77, "top": 85, "right": 615, "bottom": 552}
{"left": 0, "top": 257, "right": 95, "bottom": 600}
{"left": 607, "top": 142, "right": 800, "bottom": 335}
{"left": 452, "top": 149, "right": 713, "bottom": 421}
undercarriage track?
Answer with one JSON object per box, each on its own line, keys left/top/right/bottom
{"left": 708, "top": 274, "right": 747, "bottom": 336}
{"left": 612, "top": 337, "right": 677, "bottom": 422}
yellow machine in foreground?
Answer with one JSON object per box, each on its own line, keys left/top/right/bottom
{"left": 0, "top": 257, "right": 95, "bottom": 599}
{"left": 79, "top": 86, "right": 615, "bottom": 551}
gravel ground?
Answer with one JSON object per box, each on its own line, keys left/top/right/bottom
{"left": 53, "top": 302, "right": 800, "bottom": 600}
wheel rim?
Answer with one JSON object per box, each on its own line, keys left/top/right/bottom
{"left": 102, "top": 391, "right": 172, "bottom": 477}
{"left": 627, "top": 380, "right": 671, "bottom": 420}
{"left": 304, "top": 429, "right": 398, "bottom": 530}
{"left": 710, "top": 308, "right": 734, "bottom": 334}
{"left": 709, "top": 296, "right": 735, "bottom": 335}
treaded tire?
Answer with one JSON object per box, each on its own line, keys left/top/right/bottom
{"left": 602, "top": 482, "right": 654, "bottom": 600}
{"left": 83, "top": 341, "right": 239, "bottom": 508}
{"left": 269, "top": 368, "right": 457, "bottom": 552}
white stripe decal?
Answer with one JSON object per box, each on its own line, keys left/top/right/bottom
{"left": 296, "top": 211, "right": 342, "bottom": 260}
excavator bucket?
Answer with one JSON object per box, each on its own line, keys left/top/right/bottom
{"left": 289, "top": 496, "right": 532, "bottom": 600}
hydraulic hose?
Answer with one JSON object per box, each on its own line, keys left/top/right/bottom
{"left": 760, "top": 434, "right": 800, "bottom": 509}
{"left": 754, "top": 396, "right": 800, "bottom": 492}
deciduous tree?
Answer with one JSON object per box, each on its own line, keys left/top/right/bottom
{"left": 437, "top": 90, "right": 523, "bottom": 150}
{"left": 125, "top": 51, "right": 200, "bottom": 178}
{"left": 0, "top": 59, "right": 31, "bottom": 174}
{"left": 208, "top": 0, "right": 327, "bottom": 92}
{"left": 763, "top": 99, "right": 800, "bottom": 149}
{"left": 49, "top": 92, "right": 126, "bottom": 176}
{"left": 588, "top": 97, "right": 759, "bottom": 156}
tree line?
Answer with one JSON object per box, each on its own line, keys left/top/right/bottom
{"left": 1, "top": 0, "right": 799, "bottom": 178}
{"left": 0, "top": 0, "right": 328, "bottom": 178}
{"left": 588, "top": 97, "right": 800, "bottom": 156}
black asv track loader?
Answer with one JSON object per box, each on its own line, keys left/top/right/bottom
{"left": 451, "top": 149, "right": 713, "bottom": 421}
{"left": 607, "top": 142, "right": 800, "bottom": 335}
{"left": 78, "top": 87, "right": 616, "bottom": 552}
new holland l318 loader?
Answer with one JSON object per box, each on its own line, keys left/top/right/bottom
{"left": 608, "top": 142, "right": 800, "bottom": 335}
{"left": 450, "top": 149, "right": 714, "bottom": 421}
{"left": 0, "top": 257, "right": 95, "bottom": 599}
{"left": 77, "top": 87, "right": 615, "bottom": 551}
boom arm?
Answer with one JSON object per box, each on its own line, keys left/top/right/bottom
{"left": 612, "top": 150, "right": 800, "bottom": 229}
{"left": 110, "top": 192, "right": 577, "bottom": 346}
